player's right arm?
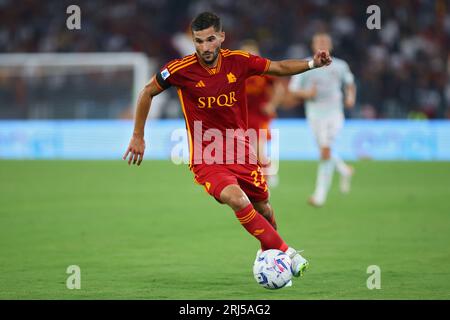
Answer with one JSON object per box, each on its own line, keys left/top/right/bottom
{"left": 266, "top": 50, "right": 331, "bottom": 77}
{"left": 123, "top": 76, "right": 164, "bottom": 166}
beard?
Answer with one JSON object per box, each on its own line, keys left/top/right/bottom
{"left": 199, "top": 47, "right": 220, "bottom": 66}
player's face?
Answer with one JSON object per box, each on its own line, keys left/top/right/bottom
{"left": 312, "top": 34, "right": 333, "bottom": 53}
{"left": 192, "top": 26, "right": 225, "bottom": 66}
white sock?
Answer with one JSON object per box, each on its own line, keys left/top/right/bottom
{"left": 332, "top": 153, "right": 350, "bottom": 176}
{"left": 313, "top": 159, "right": 335, "bottom": 204}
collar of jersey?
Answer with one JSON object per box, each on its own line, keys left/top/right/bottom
{"left": 197, "top": 52, "right": 222, "bottom": 75}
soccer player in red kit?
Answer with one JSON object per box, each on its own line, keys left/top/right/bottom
{"left": 123, "top": 12, "right": 332, "bottom": 280}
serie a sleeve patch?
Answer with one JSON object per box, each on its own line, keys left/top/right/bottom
{"left": 155, "top": 68, "right": 171, "bottom": 89}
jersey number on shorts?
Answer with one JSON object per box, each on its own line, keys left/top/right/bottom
{"left": 251, "top": 169, "right": 267, "bottom": 191}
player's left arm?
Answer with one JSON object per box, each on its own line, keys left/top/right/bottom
{"left": 266, "top": 50, "right": 332, "bottom": 76}
{"left": 344, "top": 83, "right": 356, "bottom": 108}
{"left": 342, "top": 62, "right": 356, "bottom": 108}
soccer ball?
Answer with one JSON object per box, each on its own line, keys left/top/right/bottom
{"left": 253, "top": 249, "right": 293, "bottom": 289}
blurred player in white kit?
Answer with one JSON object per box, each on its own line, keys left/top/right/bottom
{"left": 288, "top": 33, "right": 356, "bottom": 207}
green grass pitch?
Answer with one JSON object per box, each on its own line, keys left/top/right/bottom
{"left": 1, "top": 160, "right": 449, "bottom": 299}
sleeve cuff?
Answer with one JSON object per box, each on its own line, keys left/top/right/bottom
{"left": 155, "top": 71, "right": 171, "bottom": 90}
{"left": 262, "top": 59, "right": 271, "bottom": 75}
{"left": 152, "top": 76, "right": 164, "bottom": 92}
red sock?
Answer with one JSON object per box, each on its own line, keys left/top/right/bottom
{"left": 235, "top": 204, "right": 288, "bottom": 251}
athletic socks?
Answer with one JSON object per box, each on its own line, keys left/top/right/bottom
{"left": 332, "top": 153, "right": 351, "bottom": 176}
{"left": 235, "top": 204, "right": 288, "bottom": 252}
{"left": 313, "top": 159, "right": 335, "bottom": 205}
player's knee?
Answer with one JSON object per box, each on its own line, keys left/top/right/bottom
{"left": 321, "top": 147, "right": 331, "bottom": 160}
{"left": 253, "top": 200, "right": 272, "bottom": 217}
{"left": 220, "top": 185, "right": 251, "bottom": 211}
{"left": 234, "top": 196, "right": 251, "bottom": 211}
{"left": 267, "top": 205, "right": 274, "bottom": 218}
{"left": 226, "top": 195, "right": 250, "bottom": 211}
{"left": 258, "top": 202, "right": 272, "bottom": 217}
{"left": 258, "top": 202, "right": 276, "bottom": 229}
{"left": 262, "top": 206, "right": 272, "bottom": 221}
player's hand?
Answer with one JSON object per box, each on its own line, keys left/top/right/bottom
{"left": 313, "top": 50, "right": 332, "bottom": 68}
{"left": 123, "top": 135, "right": 146, "bottom": 166}
{"left": 345, "top": 95, "right": 355, "bottom": 108}
{"left": 306, "top": 84, "right": 318, "bottom": 99}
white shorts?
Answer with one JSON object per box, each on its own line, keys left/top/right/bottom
{"left": 308, "top": 114, "right": 344, "bottom": 148}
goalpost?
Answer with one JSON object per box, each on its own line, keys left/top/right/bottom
{"left": 0, "top": 52, "right": 167, "bottom": 119}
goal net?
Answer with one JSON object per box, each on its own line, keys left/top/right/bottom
{"left": 0, "top": 52, "right": 164, "bottom": 119}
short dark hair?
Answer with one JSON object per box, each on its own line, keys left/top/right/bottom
{"left": 191, "top": 12, "right": 222, "bottom": 32}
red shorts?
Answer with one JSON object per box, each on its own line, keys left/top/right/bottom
{"left": 193, "top": 163, "right": 269, "bottom": 203}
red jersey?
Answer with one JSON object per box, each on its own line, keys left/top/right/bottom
{"left": 155, "top": 49, "right": 271, "bottom": 168}
{"left": 245, "top": 75, "right": 275, "bottom": 131}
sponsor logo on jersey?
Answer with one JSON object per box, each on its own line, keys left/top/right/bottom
{"left": 161, "top": 68, "right": 170, "bottom": 80}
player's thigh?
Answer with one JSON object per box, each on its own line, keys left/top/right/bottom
{"left": 193, "top": 165, "right": 238, "bottom": 203}
{"left": 308, "top": 118, "right": 329, "bottom": 148}
{"left": 220, "top": 184, "right": 251, "bottom": 211}
{"left": 326, "top": 114, "right": 344, "bottom": 145}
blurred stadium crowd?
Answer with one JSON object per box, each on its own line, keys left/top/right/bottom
{"left": 0, "top": 0, "right": 449, "bottom": 119}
